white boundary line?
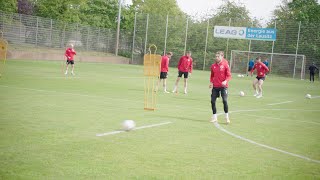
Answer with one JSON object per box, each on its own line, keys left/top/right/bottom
{"left": 311, "top": 96, "right": 320, "bottom": 99}
{"left": 243, "top": 113, "right": 320, "bottom": 126}
{"left": 267, "top": 101, "right": 293, "bottom": 106}
{"left": 2, "top": 84, "right": 320, "bottom": 162}
{"left": 96, "top": 122, "right": 172, "bottom": 137}
{"left": 214, "top": 110, "right": 320, "bottom": 164}
{"left": 119, "top": 77, "right": 144, "bottom": 79}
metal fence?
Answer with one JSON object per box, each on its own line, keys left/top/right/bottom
{"left": 0, "top": 11, "right": 132, "bottom": 57}
{"left": 131, "top": 13, "right": 320, "bottom": 79}
{"left": 1, "top": 11, "right": 319, "bottom": 79}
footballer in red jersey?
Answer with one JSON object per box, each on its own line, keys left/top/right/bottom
{"left": 156, "top": 52, "right": 173, "bottom": 93}
{"left": 250, "top": 56, "right": 269, "bottom": 98}
{"left": 64, "top": 44, "right": 77, "bottom": 75}
{"left": 209, "top": 51, "right": 231, "bottom": 124}
{"left": 172, "top": 51, "right": 193, "bottom": 94}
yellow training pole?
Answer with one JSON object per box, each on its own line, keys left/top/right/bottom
{"left": 0, "top": 31, "right": 8, "bottom": 78}
{"left": 143, "top": 44, "right": 161, "bottom": 111}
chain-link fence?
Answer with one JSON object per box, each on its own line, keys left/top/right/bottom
{"left": 132, "top": 13, "right": 320, "bottom": 79}
{"left": 1, "top": 11, "right": 319, "bottom": 79}
{"left": 0, "top": 11, "right": 132, "bottom": 60}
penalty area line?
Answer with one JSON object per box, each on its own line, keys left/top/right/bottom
{"left": 96, "top": 122, "right": 172, "bottom": 137}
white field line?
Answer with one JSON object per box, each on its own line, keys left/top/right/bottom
{"left": 2, "top": 84, "right": 319, "bottom": 162}
{"left": 119, "top": 77, "right": 144, "bottom": 79}
{"left": 311, "top": 96, "right": 320, "bottom": 99}
{"left": 214, "top": 111, "right": 320, "bottom": 164}
{"left": 96, "top": 122, "right": 172, "bottom": 137}
{"left": 267, "top": 101, "right": 293, "bottom": 106}
{"left": 243, "top": 113, "right": 320, "bottom": 126}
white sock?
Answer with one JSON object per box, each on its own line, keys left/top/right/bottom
{"left": 173, "top": 86, "right": 177, "bottom": 92}
{"left": 225, "top": 113, "right": 229, "bottom": 119}
{"left": 184, "top": 87, "right": 187, "bottom": 92}
{"left": 212, "top": 114, "right": 217, "bottom": 120}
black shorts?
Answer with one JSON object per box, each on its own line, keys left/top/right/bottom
{"left": 256, "top": 76, "right": 266, "bottom": 81}
{"left": 178, "top": 71, "right": 189, "bottom": 78}
{"left": 248, "top": 66, "right": 253, "bottom": 71}
{"left": 66, "top": 60, "right": 74, "bottom": 65}
{"left": 211, "top": 87, "right": 228, "bottom": 100}
{"left": 160, "top": 72, "right": 168, "bottom": 79}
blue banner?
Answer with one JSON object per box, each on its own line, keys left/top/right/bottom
{"left": 246, "top": 28, "right": 277, "bottom": 41}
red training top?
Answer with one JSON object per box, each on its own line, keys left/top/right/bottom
{"left": 160, "top": 55, "right": 170, "bottom": 72}
{"left": 65, "top": 48, "right": 76, "bottom": 60}
{"left": 178, "top": 55, "right": 193, "bottom": 73}
{"left": 210, "top": 60, "right": 232, "bottom": 88}
{"left": 250, "top": 62, "right": 269, "bottom": 77}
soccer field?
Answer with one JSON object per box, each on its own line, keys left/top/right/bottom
{"left": 0, "top": 60, "right": 319, "bottom": 179}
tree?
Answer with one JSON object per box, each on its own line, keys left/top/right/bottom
{"left": 34, "top": 0, "right": 85, "bottom": 23}
{"left": 287, "top": 0, "right": 320, "bottom": 23}
{"left": 270, "top": 0, "right": 320, "bottom": 67}
{"left": 131, "top": 0, "right": 184, "bottom": 16}
{"left": 18, "top": 0, "right": 34, "bottom": 15}
{"left": 79, "top": 0, "right": 118, "bottom": 28}
{"left": 0, "top": 0, "right": 17, "bottom": 13}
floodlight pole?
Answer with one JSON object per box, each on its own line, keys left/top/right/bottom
{"left": 144, "top": 14, "right": 149, "bottom": 54}
{"left": 183, "top": 18, "right": 189, "bottom": 55}
{"left": 270, "top": 20, "right": 276, "bottom": 74}
{"left": 131, "top": 12, "right": 137, "bottom": 64}
{"left": 246, "top": 21, "right": 253, "bottom": 76}
{"left": 225, "top": 18, "right": 231, "bottom": 59}
{"left": 163, "top": 14, "right": 169, "bottom": 55}
{"left": 203, "top": 19, "right": 209, "bottom": 71}
{"left": 115, "top": 0, "right": 122, "bottom": 56}
{"left": 293, "top": 21, "right": 301, "bottom": 79}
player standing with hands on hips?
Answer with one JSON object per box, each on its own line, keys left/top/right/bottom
{"left": 250, "top": 56, "right": 269, "bottom": 98}
{"left": 209, "top": 51, "right": 232, "bottom": 124}
{"left": 65, "top": 44, "right": 77, "bottom": 75}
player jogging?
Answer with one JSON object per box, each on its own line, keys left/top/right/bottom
{"left": 209, "top": 51, "right": 232, "bottom": 124}
{"left": 250, "top": 56, "right": 269, "bottom": 98}
{"left": 64, "top": 44, "right": 77, "bottom": 75}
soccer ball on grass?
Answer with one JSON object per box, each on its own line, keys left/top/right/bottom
{"left": 239, "top": 91, "right": 245, "bottom": 97}
{"left": 122, "top": 120, "right": 136, "bottom": 131}
{"left": 305, "top": 94, "right": 312, "bottom": 99}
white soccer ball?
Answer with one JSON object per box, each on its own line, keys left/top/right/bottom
{"left": 305, "top": 94, "right": 312, "bottom": 99}
{"left": 122, "top": 120, "right": 136, "bottom": 131}
{"left": 237, "top": 74, "right": 241, "bottom": 77}
{"left": 239, "top": 91, "right": 245, "bottom": 97}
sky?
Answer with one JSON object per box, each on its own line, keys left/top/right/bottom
{"left": 123, "top": 0, "right": 320, "bottom": 25}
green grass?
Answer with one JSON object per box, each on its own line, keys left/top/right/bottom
{"left": 0, "top": 60, "right": 320, "bottom": 179}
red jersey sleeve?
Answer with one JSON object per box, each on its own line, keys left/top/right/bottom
{"left": 177, "top": 56, "right": 183, "bottom": 68}
{"left": 225, "top": 62, "right": 231, "bottom": 82}
{"left": 189, "top": 58, "right": 193, "bottom": 73}
{"left": 250, "top": 64, "right": 256, "bottom": 74}
{"left": 210, "top": 64, "right": 214, "bottom": 83}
